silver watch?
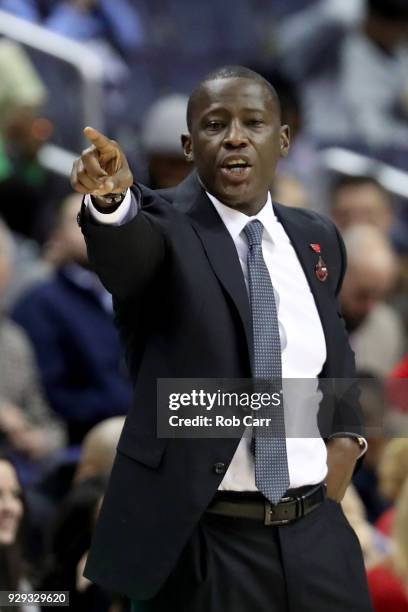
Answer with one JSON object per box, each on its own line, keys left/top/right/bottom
{"left": 95, "top": 191, "right": 127, "bottom": 205}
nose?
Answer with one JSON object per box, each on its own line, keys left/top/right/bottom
{"left": 0, "top": 494, "right": 20, "bottom": 516}
{"left": 223, "top": 119, "right": 248, "bottom": 149}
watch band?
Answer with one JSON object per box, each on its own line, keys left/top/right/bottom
{"left": 355, "top": 436, "right": 367, "bottom": 451}
{"left": 327, "top": 433, "right": 368, "bottom": 458}
{"left": 91, "top": 191, "right": 127, "bottom": 213}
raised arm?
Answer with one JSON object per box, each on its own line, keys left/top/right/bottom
{"left": 71, "top": 126, "right": 134, "bottom": 202}
{"left": 71, "top": 128, "right": 165, "bottom": 300}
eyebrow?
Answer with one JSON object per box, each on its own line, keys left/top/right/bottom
{"left": 202, "top": 105, "right": 268, "bottom": 116}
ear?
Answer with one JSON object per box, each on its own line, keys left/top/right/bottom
{"left": 181, "top": 134, "right": 194, "bottom": 162}
{"left": 279, "top": 125, "right": 290, "bottom": 158}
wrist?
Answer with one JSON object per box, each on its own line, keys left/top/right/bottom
{"left": 327, "top": 434, "right": 367, "bottom": 459}
{"left": 91, "top": 190, "right": 127, "bottom": 213}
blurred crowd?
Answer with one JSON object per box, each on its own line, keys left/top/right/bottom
{"left": 0, "top": 0, "right": 407, "bottom": 610}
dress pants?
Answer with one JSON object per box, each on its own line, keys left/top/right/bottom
{"left": 132, "top": 497, "right": 374, "bottom": 612}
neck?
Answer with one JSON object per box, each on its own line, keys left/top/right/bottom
{"left": 231, "top": 199, "right": 268, "bottom": 216}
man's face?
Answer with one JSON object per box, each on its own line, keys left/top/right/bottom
{"left": 332, "top": 184, "right": 393, "bottom": 234}
{"left": 183, "top": 78, "right": 289, "bottom": 213}
{"left": 50, "top": 196, "right": 88, "bottom": 266}
{"left": 340, "top": 261, "right": 396, "bottom": 331}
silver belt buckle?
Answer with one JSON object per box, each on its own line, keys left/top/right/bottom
{"left": 264, "top": 500, "right": 291, "bottom": 526}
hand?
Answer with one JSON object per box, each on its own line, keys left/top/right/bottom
{"left": 325, "top": 437, "right": 361, "bottom": 502}
{"left": 76, "top": 551, "right": 92, "bottom": 592}
{"left": 71, "top": 127, "right": 133, "bottom": 206}
{"left": 0, "top": 402, "right": 50, "bottom": 460}
{"left": 13, "top": 428, "right": 50, "bottom": 461}
{"left": 0, "top": 402, "right": 28, "bottom": 435}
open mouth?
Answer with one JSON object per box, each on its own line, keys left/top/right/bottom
{"left": 220, "top": 158, "right": 252, "bottom": 181}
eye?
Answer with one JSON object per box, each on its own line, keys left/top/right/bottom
{"left": 206, "top": 121, "right": 225, "bottom": 131}
{"left": 247, "top": 119, "right": 264, "bottom": 127}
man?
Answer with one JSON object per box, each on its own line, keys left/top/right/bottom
{"left": 0, "top": 39, "right": 71, "bottom": 245}
{"left": 340, "top": 224, "right": 404, "bottom": 376}
{"left": 140, "top": 94, "right": 192, "bottom": 189}
{"left": 330, "top": 176, "right": 394, "bottom": 238}
{"left": 0, "top": 219, "right": 66, "bottom": 468}
{"left": 74, "top": 416, "right": 126, "bottom": 483}
{"left": 12, "top": 194, "right": 132, "bottom": 444}
{"left": 278, "top": 0, "right": 408, "bottom": 148}
{"left": 72, "top": 66, "right": 372, "bottom": 611}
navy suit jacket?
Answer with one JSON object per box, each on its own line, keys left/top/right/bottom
{"left": 80, "top": 172, "right": 362, "bottom": 600}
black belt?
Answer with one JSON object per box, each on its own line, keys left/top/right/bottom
{"left": 206, "top": 483, "right": 326, "bottom": 526}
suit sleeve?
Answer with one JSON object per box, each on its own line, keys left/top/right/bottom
{"left": 324, "top": 219, "right": 366, "bottom": 464}
{"left": 79, "top": 185, "right": 166, "bottom": 300}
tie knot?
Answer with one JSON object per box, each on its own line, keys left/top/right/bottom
{"left": 244, "top": 220, "right": 264, "bottom": 247}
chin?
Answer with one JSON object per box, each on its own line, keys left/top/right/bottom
{"left": 0, "top": 531, "right": 17, "bottom": 546}
{"left": 217, "top": 184, "right": 253, "bottom": 204}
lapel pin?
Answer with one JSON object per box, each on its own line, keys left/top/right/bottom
{"left": 310, "top": 243, "right": 328, "bottom": 282}
{"left": 315, "top": 256, "right": 328, "bottom": 282}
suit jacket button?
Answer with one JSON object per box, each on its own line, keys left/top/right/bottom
{"left": 213, "top": 462, "right": 226, "bottom": 475}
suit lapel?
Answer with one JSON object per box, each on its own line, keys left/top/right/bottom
{"left": 171, "top": 175, "right": 338, "bottom": 376}
{"left": 273, "top": 203, "right": 335, "bottom": 376}
{"left": 172, "top": 173, "right": 253, "bottom": 364}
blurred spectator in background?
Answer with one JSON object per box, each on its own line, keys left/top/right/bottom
{"left": 46, "top": 0, "right": 145, "bottom": 133}
{"left": 0, "top": 454, "right": 39, "bottom": 612}
{"left": 254, "top": 66, "right": 322, "bottom": 208}
{"left": 0, "top": 0, "right": 42, "bottom": 21}
{"left": 140, "top": 94, "right": 191, "bottom": 189}
{"left": 0, "top": 1, "right": 60, "bottom": 21}
{"left": 341, "top": 483, "right": 388, "bottom": 568}
{"left": 0, "top": 230, "right": 50, "bottom": 313}
{"left": 74, "top": 416, "right": 125, "bottom": 483}
{"left": 330, "top": 175, "right": 394, "bottom": 237}
{"left": 376, "top": 439, "right": 408, "bottom": 537}
{"left": 11, "top": 194, "right": 132, "bottom": 445}
{"left": 273, "top": 174, "right": 310, "bottom": 209}
{"left": 23, "top": 415, "right": 125, "bottom": 578}
{"left": 340, "top": 224, "right": 404, "bottom": 375}
{"left": 278, "top": 0, "right": 408, "bottom": 149}
{"left": 45, "top": 0, "right": 144, "bottom": 59}
{"left": 368, "top": 475, "right": 408, "bottom": 611}
{"left": 387, "top": 354, "right": 408, "bottom": 414}
{"left": 0, "top": 221, "right": 66, "bottom": 480}
{"left": 38, "top": 476, "right": 123, "bottom": 612}
{"left": 0, "top": 39, "right": 69, "bottom": 244}
{"left": 0, "top": 0, "right": 144, "bottom": 58}
{"left": 329, "top": 173, "right": 408, "bottom": 277}
{"left": 352, "top": 374, "right": 391, "bottom": 523}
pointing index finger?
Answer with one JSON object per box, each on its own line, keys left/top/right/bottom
{"left": 83, "top": 126, "right": 114, "bottom": 152}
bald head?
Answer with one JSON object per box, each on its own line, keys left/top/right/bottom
{"left": 330, "top": 176, "right": 393, "bottom": 235}
{"left": 341, "top": 225, "right": 399, "bottom": 331}
{"left": 186, "top": 65, "right": 281, "bottom": 131}
{"left": 343, "top": 224, "right": 398, "bottom": 275}
{"left": 74, "top": 417, "right": 125, "bottom": 482}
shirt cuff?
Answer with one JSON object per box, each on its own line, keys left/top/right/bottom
{"left": 84, "top": 189, "right": 138, "bottom": 226}
{"left": 327, "top": 432, "right": 368, "bottom": 459}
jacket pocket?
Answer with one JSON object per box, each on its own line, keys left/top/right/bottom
{"left": 116, "top": 427, "right": 167, "bottom": 468}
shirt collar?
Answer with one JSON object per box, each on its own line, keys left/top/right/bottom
{"left": 205, "top": 191, "right": 278, "bottom": 243}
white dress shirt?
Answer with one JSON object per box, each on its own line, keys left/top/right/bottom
{"left": 207, "top": 192, "right": 328, "bottom": 489}
{"left": 85, "top": 189, "right": 365, "bottom": 490}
